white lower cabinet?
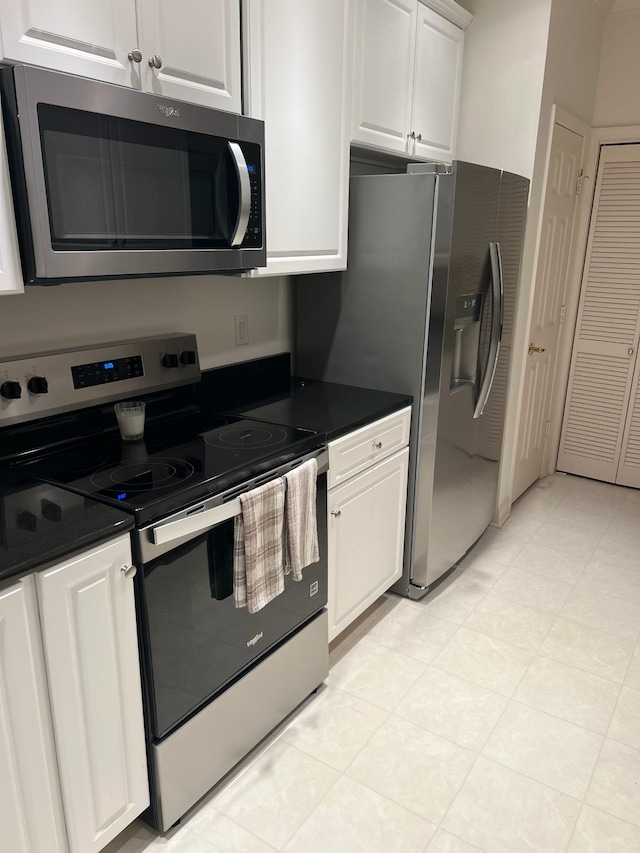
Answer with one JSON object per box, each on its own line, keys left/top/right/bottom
{"left": 36, "top": 535, "right": 149, "bottom": 853}
{"left": 0, "top": 576, "right": 68, "bottom": 853}
{"left": 328, "top": 446, "right": 409, "bottom": 641}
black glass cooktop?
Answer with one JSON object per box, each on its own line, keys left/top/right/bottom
{"left": 22, "top": 413, "right": 323, "bottom": 525}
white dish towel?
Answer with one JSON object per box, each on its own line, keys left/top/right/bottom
{"left": 284, "top": 458, "right": 319, "bottom": 581}
{"left": 233, "top": 477, "right": 286, "bottom": 613}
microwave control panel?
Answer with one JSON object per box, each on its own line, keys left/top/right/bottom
{"left": 241, "top": 149, "right": 263, "bottom": 249}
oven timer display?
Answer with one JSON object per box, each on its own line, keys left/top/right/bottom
{"left": 71, "top": 355, "right": 144, "bottom": 389}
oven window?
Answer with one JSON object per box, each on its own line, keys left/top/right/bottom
{"left": 37, "top": 104, "right": 259, "bottom": 251}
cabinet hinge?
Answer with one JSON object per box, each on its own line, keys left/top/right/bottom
{"left": 545, "top": 421, "right": 551, "bottom": 437}
{"left": 576, "top": 170, "right": 589, "bottom": 196}
{"left": 560, "top": 305, "right": 566, "bottom": 322}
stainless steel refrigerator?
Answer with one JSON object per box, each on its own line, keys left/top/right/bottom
{"left": 295, "top": 161, "right": 529, "bottom": 598}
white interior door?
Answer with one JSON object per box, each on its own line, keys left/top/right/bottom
{"left": 138, "top": 0, "right": 241, "bottom": 110}
{"left": 512, "top": 122, "right": 584, "bottom": 500}
{"left": 617, "top": 352, "right": 640, "bottom": 487}
{"left": 0, "top": 0, "right": 140, "bottom": 87}
{"left": 558, "top": 144, "right": 640, "bottom": 484}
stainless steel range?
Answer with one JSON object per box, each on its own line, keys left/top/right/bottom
{"left": 0, "top": 334, "right": 328, "bottom": 830}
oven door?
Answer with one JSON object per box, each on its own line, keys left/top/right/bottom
{"left": 1, "top": 64, "right": 265, "bottom": 282}
{"left": 135, "top": 458, "right": 327, "bottom": 741}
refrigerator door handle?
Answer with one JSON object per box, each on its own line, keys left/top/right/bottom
{"left": 473, "top": 241, "right": 503, "bottom": 418}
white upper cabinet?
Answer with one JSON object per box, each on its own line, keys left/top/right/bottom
{"left": 138, "top": 0, "right": 241, "bottom": 110}
{"left": 351, "top": 0, "right": 471, "bottom": 162}
{"left": 0, "top": 0, "right": 140, "bottom": 87}
{"left": 412, "top": 5, "right": 464, "bottom": 162}
{"left": 243, "top": 0, "right": 352, "bottom": 276}
{"left": 0, "top": 0, "right": 241, "bottom": 110}
{"left": 37, "top": 536, "right": 148, "bottom": 853}
{"left": 352, "top": 0, "right": 417, "bottom": 155}
{"left": 0, "top": 112, "right": 23, "bottom": 295}
{"left": 0, "top": 576, "right": 67, "bottom": 853}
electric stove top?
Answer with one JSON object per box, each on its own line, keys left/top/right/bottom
{"left": 20, "top": 412, "right": 323, "bottom": 525}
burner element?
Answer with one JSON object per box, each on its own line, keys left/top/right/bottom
{"left": 90, "top": 457, "right": 195, "bottom": 494}
{"left": 204, "top": 424, "right": 289, "bottom": 449}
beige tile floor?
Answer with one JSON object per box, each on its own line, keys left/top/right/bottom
{"left": 107, "top": 473, "right": 640, "bottom": 853}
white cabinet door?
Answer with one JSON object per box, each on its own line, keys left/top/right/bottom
{"left": 0, "top": 112, "right": 23, "bottom": 295}
{"left": 37, "top": 536, "right": 148, "bottom": 853}
{"left": 138, "top": 0, "right": 241, "bottom": 110}
{"left": 351, "top": 0, "right": 417, "bottom": 155}
{"left": 243, "top": 0, "right": 351, "bottom": 276}
{"left": 328, "top": 447, "right": 409, "bottom": 641}
{"left": 411, "top": 6, "right": 464, "bottom": 163}
{"left": 0, "top": 576, "right": 67, "bottom": 853}
{"left": 0, "top": 0, "right": 140, "bottom": 87}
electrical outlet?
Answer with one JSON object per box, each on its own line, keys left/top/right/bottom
{"left": 235, "top": 314, "right": 249, "bottom": 346}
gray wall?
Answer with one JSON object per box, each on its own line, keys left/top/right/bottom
{"left": 0, "top": 274, "right": 293, "bottom": 369}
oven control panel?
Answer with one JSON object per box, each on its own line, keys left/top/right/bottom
{"left": 0, "top": 334, "right": 200, "bottom": 427}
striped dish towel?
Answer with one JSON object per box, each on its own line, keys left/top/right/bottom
{"left": 284, "top": 458, "right": 319, "bottom": 581}
{"left": 233, "top": 477, "right": 286, "bottom": 613}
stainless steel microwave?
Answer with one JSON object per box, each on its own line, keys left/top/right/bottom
{"left": 0, "top": 64, "right": 266, "bottom": 284}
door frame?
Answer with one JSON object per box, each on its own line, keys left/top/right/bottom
{"left": 547, "top": 122, "right": 640, "bottom": 478}
{"left": 498, "top": 105, "right": 588, "bottom": 524}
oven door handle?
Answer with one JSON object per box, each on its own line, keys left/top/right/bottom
{"left": 150, "top": 449, "right": 329, "bottom": 547}
{"left": 152, "top": 499, "right": 241, "bottom": 546}
{"left": 228, "top": 141, "right": 251, "bottom": 247}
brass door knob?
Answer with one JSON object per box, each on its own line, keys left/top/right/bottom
{"left": 528, "top": 344, "right": 545, "bottom": 355}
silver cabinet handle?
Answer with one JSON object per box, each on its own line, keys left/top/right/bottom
{"left": 628, "top": 347, "right": 635, "bottom": 356}
{"left": 416, "top": 133, "right": 422, "bottom": 142}
{"left": 128, "top": 49, "right": 142, "bottom": 63}
{"left": 149, "top": 54, "right": 162, "bottom": 69}
{"left": 331, "top": 510, "right": 341, "bottom": 518}
{"left": 121, "top": 564, "right": 137, "bottom": 579}
{"left": 228, "top": 142, "right": 251, "bottom": 247}
{"left": 372, "top": 441, "right": 383, "bottom": 450}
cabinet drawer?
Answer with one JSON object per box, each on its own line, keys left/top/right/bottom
{"left": 328, "top": 406, "right": 411, "bottom": 488}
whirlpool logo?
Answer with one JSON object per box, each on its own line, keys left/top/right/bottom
{"left": 246, "top": 631, "right": 264, "bottom": 648}
{"left": 158, "top": 104, "right": 180, "bottom": 118}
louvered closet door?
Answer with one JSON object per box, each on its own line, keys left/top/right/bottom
{"left": 558, "top": 145, "right": 640, "bottom": 483}
{"left": 618, "top": 348, "right": 640, "bottom": 486}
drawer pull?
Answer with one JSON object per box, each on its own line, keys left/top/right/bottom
{"left": 331, "top": 510, "right": 342, "bottom": 518}
{"left": 373, "top": 441, "right": 383, "bottom": 450}
{"left": 121, "top": 564, "right": 137, "bottom": 579}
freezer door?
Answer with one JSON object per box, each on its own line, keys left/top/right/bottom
{"left": 414, "top": 161, "right": 501, "bottom": 589}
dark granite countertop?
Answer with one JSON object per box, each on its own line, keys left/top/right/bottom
{"left": 0, "top": 470, "right": 134, "bottom": 584}
{"left": 223, "top": 377, "right": 412, "bottom": 441}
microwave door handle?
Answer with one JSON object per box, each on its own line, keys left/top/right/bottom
{"left": 473, "top": 241, "right": 503, "bottom": 419}
{"left": 228, "top": 141, "right": 251, "bottom": 247}
{"left": 152, "top": 497, "right": 241, "bottom": 546}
